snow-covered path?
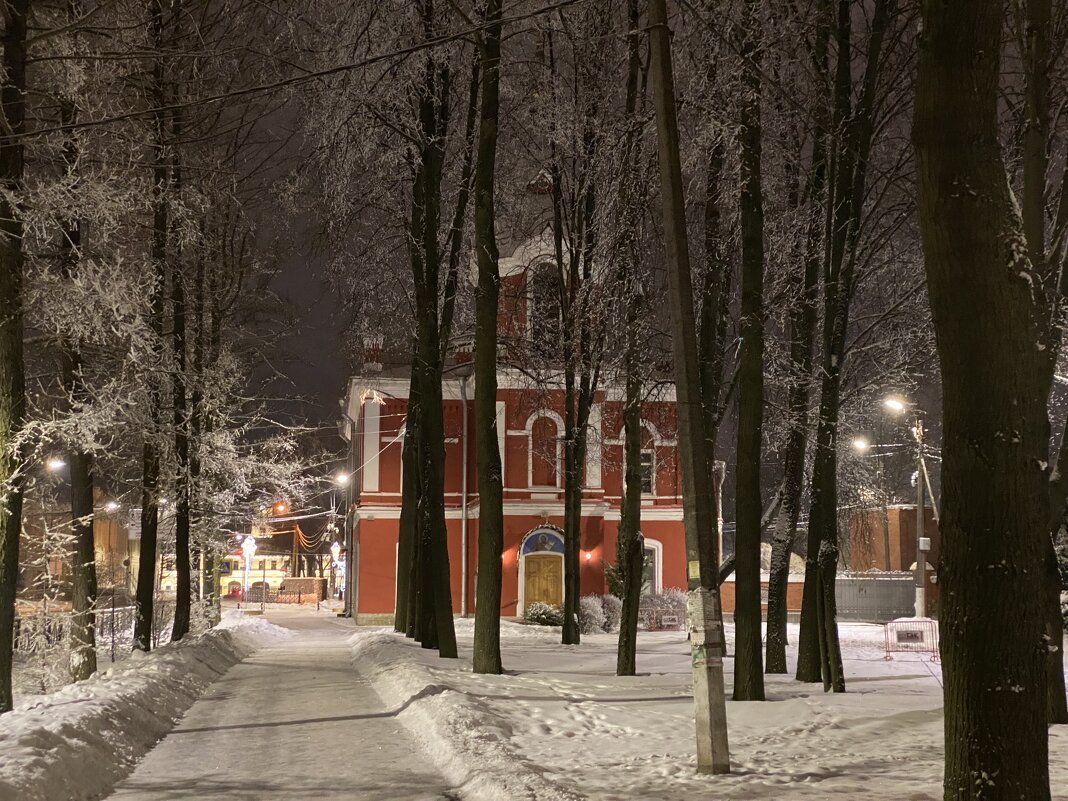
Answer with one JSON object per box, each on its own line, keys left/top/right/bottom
{"left": 103, "top": 609, "right": 455, "bottom": 801}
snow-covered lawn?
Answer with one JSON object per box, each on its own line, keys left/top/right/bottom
{"left": 352, "top": 619, "right": 1068, "bottom": 801}
{"left": 0, "top": 612, "right": 289, "bottom": 801}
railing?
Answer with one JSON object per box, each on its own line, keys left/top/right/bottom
{"left": 639, "top": 606, "right": 685, "bottom": 631}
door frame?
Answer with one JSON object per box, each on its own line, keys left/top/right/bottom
{"left": 517, "top": 527, "right": 565, "bottom": 614}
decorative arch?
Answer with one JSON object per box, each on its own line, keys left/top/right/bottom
{"left": 526, "top": 410, "right": 564, "bottom": 488}
{"left": 641, "top": 536, "right": 664, "bottom": 594}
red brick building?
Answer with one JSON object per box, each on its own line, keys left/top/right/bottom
{"left": 341, "top": 230, "right": 695, "bottom": 620}
{"left": 341, "top": 371, "right": 693, "bottom": 619}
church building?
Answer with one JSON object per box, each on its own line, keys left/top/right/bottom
{"left": 340, "top": 231, "right": 692, "bottom": 620}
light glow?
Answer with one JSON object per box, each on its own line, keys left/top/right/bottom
{"left": 46, "top": 458, "right": 66, "bottom": 472}
{"left": 852, "top": 436, "right": 871, "bottom": 452}
{"left": 883, "top": 397, "right": 907, "bottom": 413}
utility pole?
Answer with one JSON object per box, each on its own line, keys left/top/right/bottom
{"left": 647, "top": 0, "right": 730, "bottom": 774}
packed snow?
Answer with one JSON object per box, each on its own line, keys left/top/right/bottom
{"left": 0, "top": 612, "right": 289, "bottom": 801}
{"left": 351, "top": 619, "right": 1068, "bottom": 801}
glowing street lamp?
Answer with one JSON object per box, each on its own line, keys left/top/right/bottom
{"left": 46, "top": 458, "right": 66, "bottom": 472}
{"left": 274, "top": 501, "right": 288, "bottom": 515}
{"left": 241, "top": 535, "right": 257, "bottom": 599}
{"left": 883, "top": 397, "right": 907, "bottom": 414}
{"left": 852, "top": 436, "right": 871, "bottom": 453}
{"left": 334, "top": 472, "right": 350, "bottom": 487}
{"left": 105, "top": 500, "right": 120, "bottom": 513}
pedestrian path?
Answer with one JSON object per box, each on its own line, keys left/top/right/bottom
{"left": 104, "top": 609, "right": 456, "bottom": 800}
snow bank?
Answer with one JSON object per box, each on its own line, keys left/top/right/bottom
{"left": 350, "top": 622, "right": 584, "bottom": 801}
{"left": 0, "top": 612, "right": 289, "bottom": 801}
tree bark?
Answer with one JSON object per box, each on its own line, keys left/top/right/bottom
{"left": 914, "top": 1, "right": 1051, "bottom": 796}
{"left": 471, "top": 0, "right": 505, "bottom": 675}
{"left": 134, "top": 0, "right": 169, "bottom": 653}
{"left": 616, "top": 307, "right": 644, "bottom": 676}
{"left": 615, "top": 0, "right": 646, "bottom": 678}
{"left": 733, "top": 0, "right": 766, "bottom": 701}
{"left": 0, "top": 0, "right": 28, "bottom": 714}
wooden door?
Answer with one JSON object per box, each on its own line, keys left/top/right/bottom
{"left": 524, "top": 554, "right": 563, "bottom": 611}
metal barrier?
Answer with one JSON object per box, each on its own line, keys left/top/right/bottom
{"left": 836, "top": 572, "right": 917, "bottom": 622}
{"left": 884, "top": 617, "right": 939, "bottom": 660}
{"left": 639, "top": 606, "right": 685, "bottom": 631}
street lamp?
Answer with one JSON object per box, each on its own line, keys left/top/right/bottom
{"left": 105, "top": 500, "right": 120, "bottom": 513}
{"left": 241, "top": 535, "right": 257, "bottom": 602}
{"left": 883, "top": 395, "right": 929, "bottom": 618}
{"left": 46, "top": 458, "right": 66, "bottom": 472}
{"left": 274, "top": 501, "right": 288, "bottom": 515}
{"left": 334, "top": 472, "right": 350, "bottom": 487}
{"left": 852, "top": 436, "right": 871, "bottom": 452}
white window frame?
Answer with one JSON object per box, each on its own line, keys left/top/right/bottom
{"left": 642, "top": 537, "right": 664, "bottom": 595}
{"left": 525, "top": 410, "right": 565, "bottom": 489}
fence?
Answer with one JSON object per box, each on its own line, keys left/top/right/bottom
{"left": 884, "top": 617, "right": 939, "bottom": 660}
{"left": 835, "top": 572, "right": 917, "bottom": 622}
{"left": 14, "top": 599, "right": 175, "bottom": 656}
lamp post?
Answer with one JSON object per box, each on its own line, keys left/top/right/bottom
{"left": 884, "top": 396, "right": 929, "bottom": 618}
{"left": 241, "top": 535, "right": 256, "bottom": 603}
{"left": 330, "top": 540, "right": 340, "bottom": 597}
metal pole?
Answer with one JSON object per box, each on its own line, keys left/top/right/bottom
{"left": 261, "top": 556, "right": 266, "bottom": 612}
{"left": 460, "top": 375, "right": 469, "bottom": 617}
{"left": 914, "top": 416, "right": 926, "bottom": 617}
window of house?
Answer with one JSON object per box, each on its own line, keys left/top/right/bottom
{"left": 270, "top": 560, "right": 277, "bottom": 571}
{"left": 641, "top": 546, "right": 658, "bottom": 595}
{"left": 529, "top": 267, "right": 561, "bottom": 356}
{"left": 640, "top": 450, "right": 654, "bottom": 495}
{"left": 530, "top": 416, "right": 560, "bottom": 487}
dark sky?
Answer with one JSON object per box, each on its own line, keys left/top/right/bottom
{"left": 269, "top": 251, "right": 349, "bottom": 430}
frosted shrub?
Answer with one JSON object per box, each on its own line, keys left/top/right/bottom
{"left": 578, "top": 595, "right": 606, "bottom": 635}
{"left": 600, "top": 594, "right": 622, "bottom": 633}
{"left": 525, "top": 601, "right": 564, "bottom": 627}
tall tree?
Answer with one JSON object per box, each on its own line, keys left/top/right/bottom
{"left": 796, "top": 0, "right": 895, "bottom": 692}
{"left": 133, "top": 0, "right": 169, "bottom": 653}
{"left": 732, "top": 0, "right": 766, "bottom": 701}
{"left": 914, "top": 0, "right": 1052, "bottom": 797}
{"left": 0, "top": 0, "right": 31, "bottom": 715}
{"left": 471, "top": 0, "right": 505, "bottom": 675}
{"left": 615, "top": 0, "right": 647, "bottom": 678}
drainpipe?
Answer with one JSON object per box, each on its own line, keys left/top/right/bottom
{"left": 460, "top": 375, "right": 470, "bottom": 617}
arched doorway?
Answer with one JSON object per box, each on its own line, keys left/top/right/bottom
{"left": 519, "top": 527, "right": 565, "bottom": 615}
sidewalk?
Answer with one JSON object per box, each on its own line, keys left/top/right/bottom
{"left": 104, "top": 609, "right": 456, "bottom": 801}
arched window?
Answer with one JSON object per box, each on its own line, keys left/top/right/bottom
{"left": 529, "top": 266, "right": 561, "bottom": 356}
{"left": 530, "top": 415, "right": 561, "bottom": 487}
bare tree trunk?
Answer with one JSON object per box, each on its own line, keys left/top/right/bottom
{"left": 733, "top": 0, "right": 766, "bottom": 701}
{"left": 134, "top": 0, "right": 169, "bottom": 652}
{"left": 171, "top": 90, "right": 191, "bottom": 643}
{"left": 471, "top": 0, "right": 505, "bottom": 675}
{"left": 0, "top": 0, "right": 29, "bottom": 715}
{"left": 915, "top": 1, "right": 1051, "bottom": 796}
{"left": 615, "top": 0, "right": 646, "bottom": 678}
{"left": 616, "top": 306, "right": 644, "bottom": 676}
{"left": 1018, "top": 0, "right": 1068, "bottom": 725}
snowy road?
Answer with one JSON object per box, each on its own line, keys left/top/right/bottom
{"left": 103, "top": 609, "right": 456, "bottom": 801}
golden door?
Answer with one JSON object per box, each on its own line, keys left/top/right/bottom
{"left": 524, "top": 554, "right": 563, "bottom": 611}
